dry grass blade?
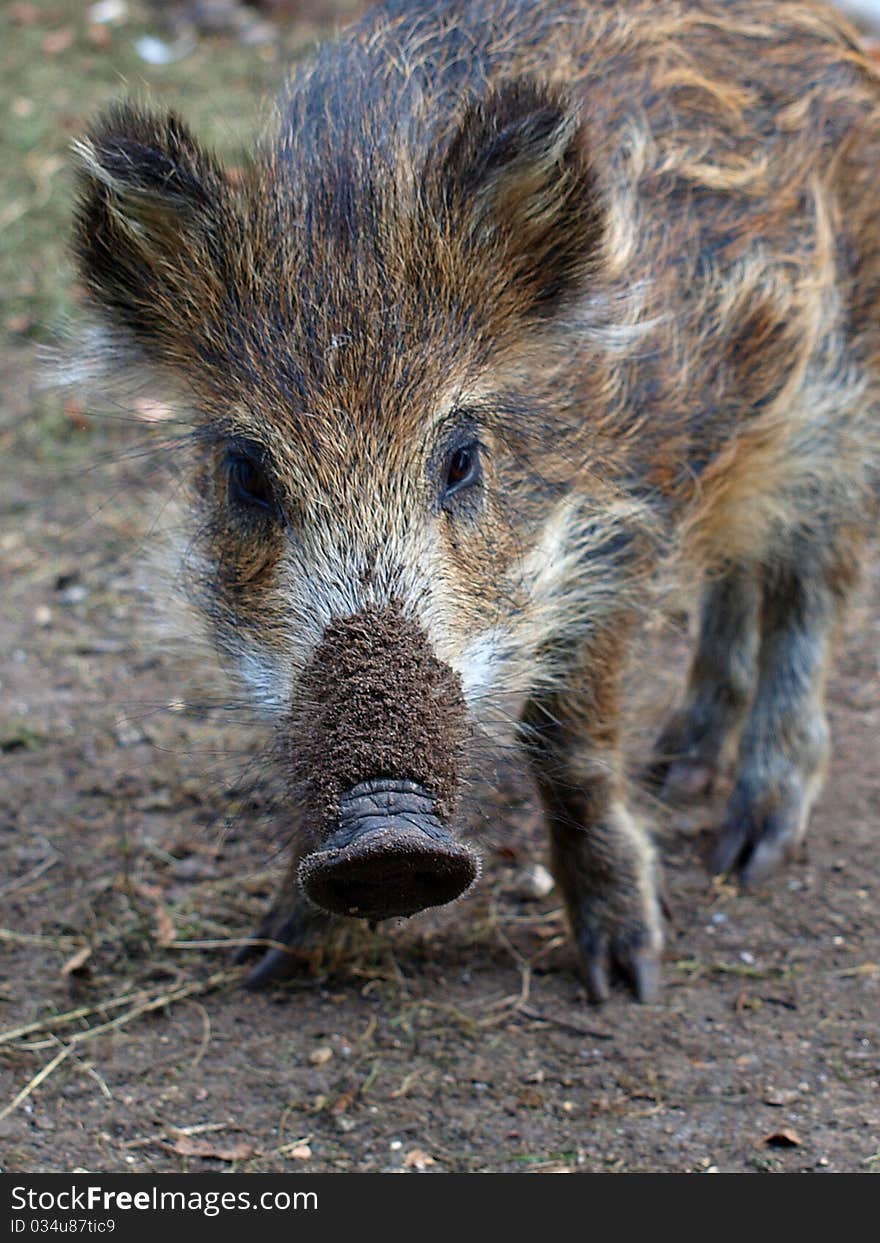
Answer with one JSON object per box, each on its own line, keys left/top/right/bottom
{"left": 0, "top": 927, "right": 80, "bottom": 950}
{"left": 0, "top": 988, "right": 159, "bottom": 1047}
{"left": 0, "top": 968, "right": 242, "bottom": 1048}
{"left": 0, "top": 969, "right": 242, "bottom": 1122}
{"left": 0, "top": 1044, "right": 74, "bottom": 1123}
{"left": 122, "top": 1123, "right": 229, "bottom": 1151}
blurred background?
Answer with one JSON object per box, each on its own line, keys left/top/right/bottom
{"left": 1, "top": 0, "right": 877, "bottom": 400}
{"left": 1, "top": 1, "right": 369, "bottom": 347}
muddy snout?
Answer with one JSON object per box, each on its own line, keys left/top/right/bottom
{"left": 290, "top": 603, "right": 476, "bottom": 922}
{"left": 299, "top": 778, "right": 479, "bottom": 918}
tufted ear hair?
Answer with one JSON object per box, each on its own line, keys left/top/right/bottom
{"left": 72, "top": 104, "right": 232, "bottom": 363}
{"left": 435, "top": 79, "right": 604, "bottom": 316}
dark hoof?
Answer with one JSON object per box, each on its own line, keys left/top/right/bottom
{"left": 711, "top": 789, "right": 808, "bottom": 885}
{"left": 233, "top": 888, "right": 337, "bottom": 985}
{"left": 644, "top": 754, "right": 716, "bottom": 802}
{"left": 243, "top": 944, "right": 307, "bottom": 988}
{"left": 577, "top": 929, "right": 662, "bottom": 1005}
{"left": 661, "top": 759, "right": 715, "bottom": 801}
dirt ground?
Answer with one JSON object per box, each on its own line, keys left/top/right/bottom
{"left": 1, "top": 1, "right": 879, "bottom": 1176}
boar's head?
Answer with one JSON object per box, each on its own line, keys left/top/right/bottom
{"left": 72, "top": 77, "right": 616, "bottom": 920}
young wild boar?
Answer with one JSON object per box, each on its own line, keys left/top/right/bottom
{"left": 72, "top": 0, "right": 880, "bottom": 1003}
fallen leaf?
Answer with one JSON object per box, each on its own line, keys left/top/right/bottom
{"left": 171, "top": 1135, "right": 254, "bottom": 1161}
{"left": 8, "top": 4, "right": 41, "bottom": 25}
{"left": 60, "top": 945, "right": 92, "bottom": 977}
{"left": 154, "top": 906, "right": 176, "bottom": 947}
{"left": 735, "top": 991, "right": 761, "bottom": 1014}
{"left": 64, "top": 398, "right": 90, "bottom": 430}
{"left": 330, "top": 1089, "right": 357, "bottom": 1115}
{"left": 763, "top": 1087, "right": 800, "bottom": 1107}
{"left": 762, "top": 1128, "right": 802, "bottom": 1148}
{"left": 5, "top": 313, "right": 34, "bottom": 333}
{"left": 403, "top": 1148, "right": 436, "bottom": 1170}
{"left": 87, "top": 23, "right": 113, "bottom": 49}
{"left": 41, "top": 27, "right": 74, "bottom": 55}
{"left": 131, "top": 880, "right": 176, "bottom": 946}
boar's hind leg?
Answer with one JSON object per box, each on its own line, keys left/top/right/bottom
{"left": 648, "top": 565, "right": 760, "bottom": 800}
{"left": 524, "top": 631, "right": 664, "bottom": 1004}
{"left": 712, "top": 540, "right": 858, "bottom": 885}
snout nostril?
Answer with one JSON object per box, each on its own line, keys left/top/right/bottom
{"left": 305, "top": 848, "right": 475, "bottom": 920}
{"left": 298, "top": 791, "right": 481, "bottom": 920}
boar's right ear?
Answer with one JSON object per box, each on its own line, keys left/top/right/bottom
{"left": 72, "top": 104, "right": 230, "bottom": 364}
{"left": 435, "top": 80, "right": 603, "bottom": 317}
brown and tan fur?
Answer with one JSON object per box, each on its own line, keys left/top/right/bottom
{"left": 71, "top": 0, "right": 880, "bottom": 1002}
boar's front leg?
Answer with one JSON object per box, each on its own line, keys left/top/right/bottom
{"left": 523, "top": 628, "right": 663, "bottom": 1004}
{"left": 237, "top": 841, "right": 344, "bottom": 987}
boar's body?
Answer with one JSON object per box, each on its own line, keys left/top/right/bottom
{"left": 74, "top": 0, "right": 880, "bottom": 1002}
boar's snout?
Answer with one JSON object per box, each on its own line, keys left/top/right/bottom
{"left": 299, "top": 778, "right": 479, "bottom": 918}
{"left": 288, "top": 603, "right": 477, "bottom": 921}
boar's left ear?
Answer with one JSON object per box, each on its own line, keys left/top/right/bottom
{"left": 435, "top": 79, "right": 603, "bottom": 316}
{"left": 72, "top": 104, "right": 231, "bottom": 363}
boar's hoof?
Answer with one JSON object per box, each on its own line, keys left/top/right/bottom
{"left": 299, "top": 779, "right": 479, "bottom": 920}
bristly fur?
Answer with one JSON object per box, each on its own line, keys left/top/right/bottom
{"left": 70, "top": 0, "right": 880, "bottom": 1001}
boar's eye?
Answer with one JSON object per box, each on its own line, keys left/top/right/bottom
{"left": 441, "top": 442, "right": 482, "bottom": 506}
{"left": 225, "top": 444, "right": 276, "bottom": 514}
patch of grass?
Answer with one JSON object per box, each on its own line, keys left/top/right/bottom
{"left": 671, "top": 958, "right": 798, "bottom": 981}
{"left": 509, "top": 1150, "right": 578, "bottom": 1167}
{"left": 0, "top": 723, "right": 46, "bottom": 752}
{"left": 10, "top": 388, "right": 96, "bottom": 463}
{"left": 0, "top": 0, "right": 335, "bottom": 344}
